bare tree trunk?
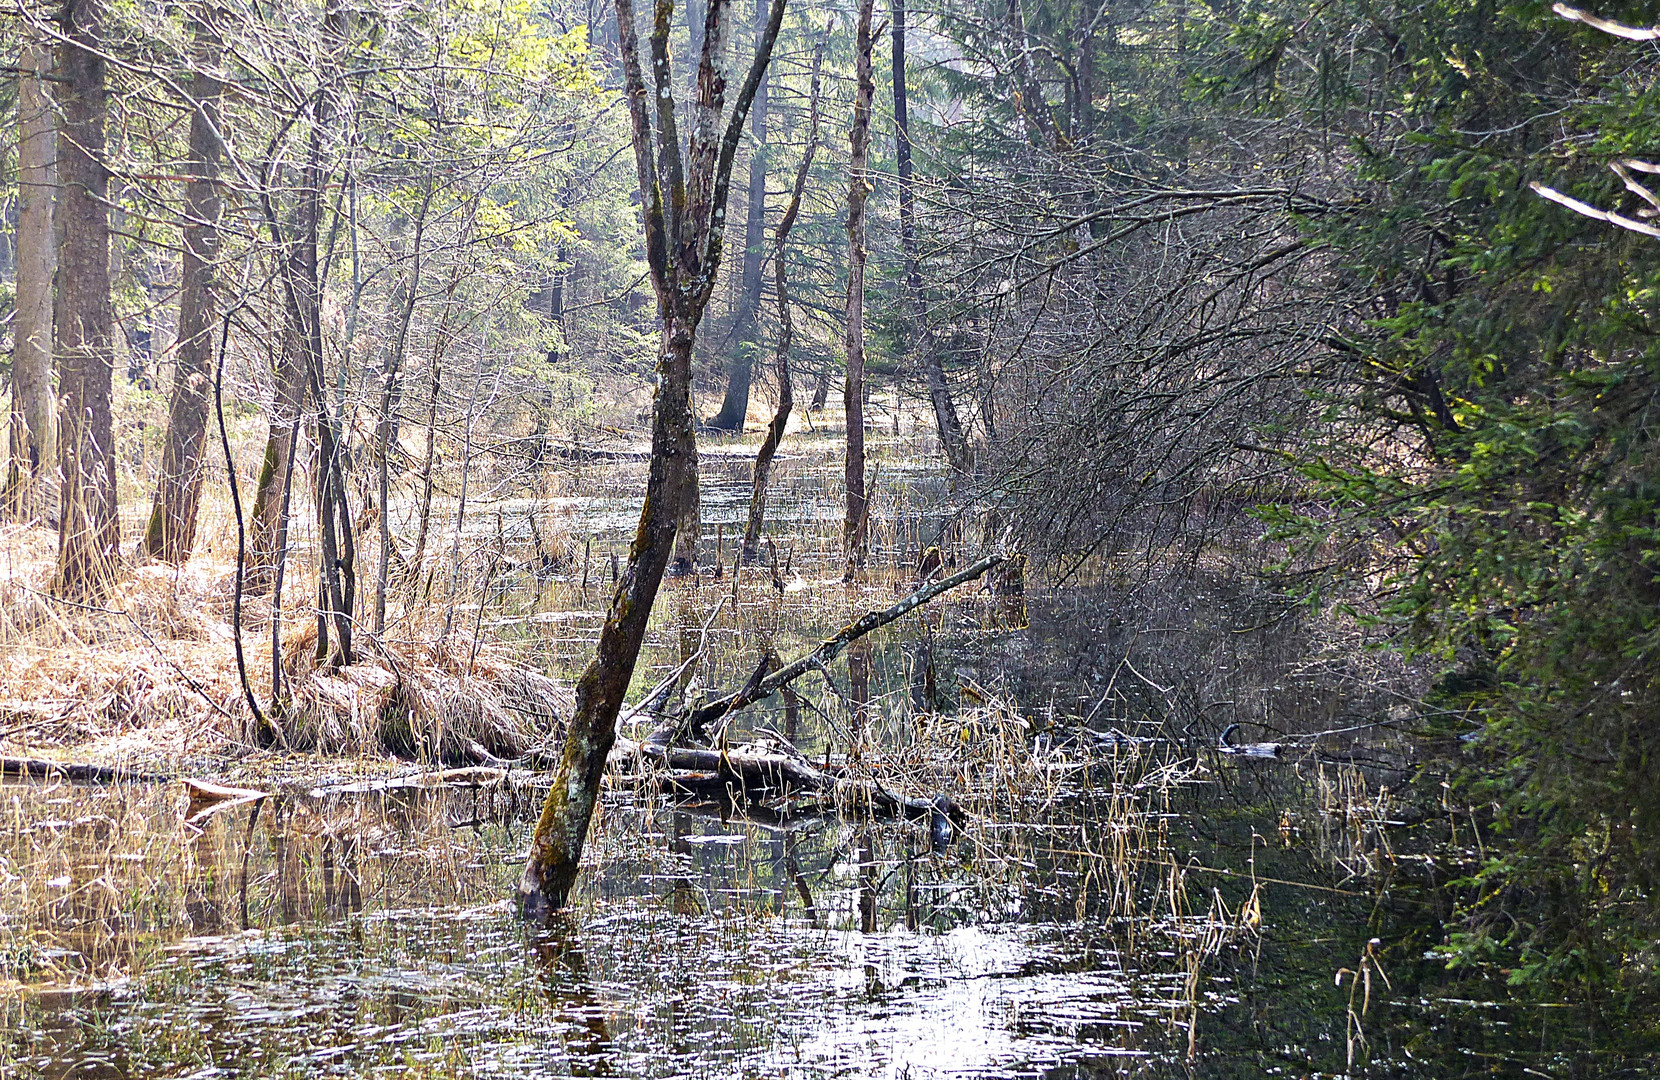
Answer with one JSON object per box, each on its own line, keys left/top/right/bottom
{"left": 706, "top": 0, "right": 771, "bottom": 434}
{"left": 7, "top": 39, "right": 57, "bottom": 523}
{"left": 519, "top": 0, "right": 787, "bottom": 918}
{"left": 54, "top": 0, "right": 120, "bottom": 600}
{"left": 247, "top": 336, "right": 306, "bottom": 594}
{"left": 843, "top": 0, "right": 876, "bottom": 576}
{"left": 892, "top": 0, "right": 971, "bottom": 477}
{"left": 409, "top": 270, "right": 463, "bottom": 588}
{"left": 374, "top": 188, "right": 430, "bottom": 633}
{"left": 142, "top": 9, "right": 223, "bottom": 563}
{"left": 742, "top": 29, "right": 825, "bottom": 562}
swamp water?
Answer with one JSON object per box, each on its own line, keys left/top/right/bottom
{"left": 4, "top": 443, "right": 1651, "bottom": 1077}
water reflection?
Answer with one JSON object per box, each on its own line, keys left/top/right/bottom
{"left": 7, "top": 561, "right": 1642, "bottom": 1077}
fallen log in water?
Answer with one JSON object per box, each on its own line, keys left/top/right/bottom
{"left": 1, "top": 757, "right": 173, "bottom": 783}
{"left": 306, "top": 766, "right": 507, "bottom": 798}
{"left": 610, "top": 736, "right": 965, "bottom": 831}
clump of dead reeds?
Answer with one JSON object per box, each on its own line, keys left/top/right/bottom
{"left": 274, "top": 621, "right": 572, "bottom": 760}
{"left": 0, "top": 519, "right": 572, "bottom": 765}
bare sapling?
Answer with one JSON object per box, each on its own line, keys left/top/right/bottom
{"left": 843, "top": 0, "right": 875, "bottom": 577}
{"left": 741, "top": 26, "right": 828, "bottom": 563}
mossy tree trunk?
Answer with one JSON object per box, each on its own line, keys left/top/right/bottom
{"left": 518, "top": 0, "right": 788, "bottom": 918}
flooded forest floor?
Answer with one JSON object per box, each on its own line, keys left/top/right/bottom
{"left": 1, "top": 414, "right": 1651, "bottom": 1078}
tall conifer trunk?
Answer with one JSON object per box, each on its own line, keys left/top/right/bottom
{"left": 54, "top": 0, "right": 120, "bottom": 600}
{"left": 707, "top": 0, "right": 771, "bottom": 434}
{"left": 892, "top": 0, "right": 971, "bottom": 476}
{"left": 143, "top": 8, "right": 224, "bottom": 563}
{"left": 8, "top": 39, "right": 57, "bottom": 522}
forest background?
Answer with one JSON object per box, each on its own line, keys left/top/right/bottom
{"left": 4, "top": 0, "right": 1660, "bottom": 1040}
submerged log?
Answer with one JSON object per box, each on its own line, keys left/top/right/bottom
{"left": 1218, "top": 723, "right": 1283, "bottom": 758}
{"left": 182, "top": 778, "right": 269, "bottom": 824}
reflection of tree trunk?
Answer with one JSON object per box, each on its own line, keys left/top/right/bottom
{"left": 742, "top": 31, "right": 825, "bottom": 562}
{"left": 784, "top": 832, "right": 816, "bottom": 922}
{"left": 892, "top": 0, "right": 971, "bottom": 477}
{"left": 143, "top": 10, "right": 223, "bottom": 563}
{"left": 7, "top": 39, "right": 57, "bottom": 522}
{"left": 54, "top": 0, "right": 120, "bottom": 600}
{"left": 858, "top": 830, "right": 877, "bottom": 933}
{"left": 707, "top": 0, "right": 771, "bottom": 434}
{"left": 529, "top": 925, "right": 614, "bottom": 1068}
{"left": 843, "top": 0, "right": 876, "bottom": 575}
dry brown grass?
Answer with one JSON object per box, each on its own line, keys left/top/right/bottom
{"left": 0, "top": 523, "right": 571, "bottom": 768}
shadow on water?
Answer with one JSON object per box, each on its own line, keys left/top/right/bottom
{"left": 3, "top": 563, "right": 1652, "bottom": 1077}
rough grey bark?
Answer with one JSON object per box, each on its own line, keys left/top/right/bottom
{"left": 374, "top": 188, "right": 430, "bottom": 633}
{"left": 8, "top": 39, "right": 57, "bottom": 522}
{"left": 519, "top": 0, "right": 788, "bottom": 918}
{"left": 843, "top": 0, "right": 876, "bottom": 576}
{"left": 142, "top": 10, "right": 224, "bottom": 563}
{"left": 706, "top": 0, "right": 771, "bottom": 434}
{"left": 53, "top": 0, "right": 120, "bottom": 600}
{"left": 742, "top": 29, "right": 826, "bottom": 562}
{"left": 892, "top": 0, "right": 971, "bottom": 476}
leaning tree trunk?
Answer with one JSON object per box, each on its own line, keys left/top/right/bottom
{"left": 142, "top": 10, "right": 224, "bottom": 563}
{"left": 892, "top": 0, "right": 971, "bottom": 477}
{"left": 742, "top": 28, "right": 825, "bottom": 562}
{"left": 519, "top": 0, "right": 787, "bottom": 917}
{"left": 843, "top": 0, "right": 876, "bottom": 576}
{"left": 54, "top": 0, "right": 120, "bottom": 601}
{"left": 7, "top": 38, "right": 57, "bottom": 523}
{"left": 706, "top": 0, "right": 771, "bottom": 434}
{"left": 520, "top": 313, "right": 698, "bottom": 914}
